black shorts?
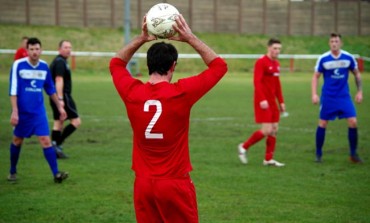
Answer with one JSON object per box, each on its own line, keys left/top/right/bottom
{"left": 50, "top": 94, "right": 79, "bottom": 120}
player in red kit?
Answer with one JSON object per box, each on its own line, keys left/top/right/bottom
{"left": 109, "top": 15, "right": 227, "bottom": 223}
{"left": 238, "top": 38, "right": 286, "bottom": 167}
{"left": 14, "top": 36, "right": 28, "bottom": 60}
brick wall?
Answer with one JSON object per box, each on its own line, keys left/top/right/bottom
{"left": 0, "top": 0, "right": 369, "bottom": 36}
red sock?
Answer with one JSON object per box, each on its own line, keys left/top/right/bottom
{"left": 265, "top": 135, "right": 276, "bottom": 161}
{"left": 242, "top": 130, "right": 265, "bottom": 150}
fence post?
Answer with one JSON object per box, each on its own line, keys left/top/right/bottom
{"left": 357, "top": 58, "right": 364, "bottom": 72}
{"left": 71, "top": 55, "right": 76, "bottom": 70}
{"left": 290, "top": 58, "right": 294, "bottom": 72}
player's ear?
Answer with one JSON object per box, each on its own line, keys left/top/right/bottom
{"left": 170, "top": 61, "right": 176, "bottom": 72}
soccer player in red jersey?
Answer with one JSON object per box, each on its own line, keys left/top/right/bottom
{"left": 14, "top": 36, "right": 28, "bottom": 61}
{"left": 109, "top": 15, "right": 227, "bottom": 223}
{"left": 238, "top": 38, "right": 286, "bottom": 167}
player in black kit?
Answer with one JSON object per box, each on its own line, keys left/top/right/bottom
{"left": 49, "top": 40, "right": 81, "bottom": 158}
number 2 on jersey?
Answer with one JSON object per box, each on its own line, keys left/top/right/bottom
{"left": 144, "top": 100, "right": 163, "bottom": 139}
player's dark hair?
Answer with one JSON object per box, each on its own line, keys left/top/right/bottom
{"left": 27, "top": 37, "right": 42, "bottom": 48}
{"left": 147, "top": 42, "right": 178, "bottom": 75}
{"left": 22, "top": 36, "right": 28, "bottom": 40}
{"left": 267, "top": 38, "right": 281, "bottom": 46}
{"left": 330, "top": 32, "right": 342, "bottom": 39}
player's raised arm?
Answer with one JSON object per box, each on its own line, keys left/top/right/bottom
{"left": 115, "top": 15, "right": 156, "bottom": 63}
{"left": 170, "top": 14, "right": 218, "bottom": 65}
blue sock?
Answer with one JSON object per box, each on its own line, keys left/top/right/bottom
{"left": 316, "top": 126, "right": 326, "bottom": 158}
{"left": 43, "top": 147, "right": 59, "bottom": 176}
{"left": 348, "top": 128, "right": 358, "bottom": 156}
{"left": 10, "top": 143, "right": 21, "bottom": 174}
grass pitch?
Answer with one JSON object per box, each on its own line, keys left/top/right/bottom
{"left": 0, "top": 68, "right": 369, "bottom": 223}
{"left": 0, "top": 23, "right": 369, "bottom": 223}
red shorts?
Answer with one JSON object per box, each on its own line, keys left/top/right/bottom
{"left": 254, "top": 101, "right": 280, "bottom": 123}
{"left": 134, "top": 175, "right": 198, "bottom": 223}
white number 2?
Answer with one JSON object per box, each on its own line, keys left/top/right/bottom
{"left": 144, "top": 100, "right": 163, "bottom": 139}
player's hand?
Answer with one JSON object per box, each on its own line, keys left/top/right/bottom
{"left": 10, "top": 111, "right": 19, "bottom": 126}
{"left": 312, "top": 94, "right": 320, "bottom": 105}
{"left": 355, "top": 91, "right": 363, "bottom": 104}
{"left": 169, "top": 14, "right": 194, "bottom": 42}
{"left": 59, "top": 100, "right": 65, "bottom": 108}
{"left": 141, "top": 15, "right": 157, "bottom": 42}
{"left": 279, "top": 103, "right": 286, "bottom": 112}
{"left": 59, "top": 108, "right": 67, "bottom": 121}
{"left": 260, "top": 100, "right": 269, "bottom": 109}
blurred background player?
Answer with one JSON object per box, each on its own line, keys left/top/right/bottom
{"left": 238, "top": 38, "right": 286, "bottom": 167}
{"left": 49, "top": 40, "right": 81, "bottom": 158}
{"left": 8, "top": 37, "right": 68, "bottom": 183}
{"left": 14, "top": 36, "right": 28, "bottom": 60}
{"left": 312, "top": 33, "right": 363, "bottom": 163}
{"left": 109, "top": 15, "right": 227, "bottom": 223}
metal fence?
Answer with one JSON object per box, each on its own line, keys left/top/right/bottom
{"left": 0, "top": 49, "right": 367, "bottom": 72}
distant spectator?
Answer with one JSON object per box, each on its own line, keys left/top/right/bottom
{"left": 14, "top": 36, "right": 28, "bottom": 60}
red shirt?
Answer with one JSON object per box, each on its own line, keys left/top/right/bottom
{"left": 14, "top": 48, "right": 28, "bottom": 60}
{"left": 254, "top": 55, "right": 284, "bottom": 105}
{"left": 110, "top": 57, "right": 227, "bottom": 179}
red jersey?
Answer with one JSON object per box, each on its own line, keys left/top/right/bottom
{"left": 253, "top": 55, "right": 284, "bottom": 123}
{"left": 254, "top": 55, "right": 284, "bottom": 105}
{"left": 110, "top": 57, "right": 227, "bottom": 179}
{"left": 14, "top": 48, "right": 28, "bottom": 60}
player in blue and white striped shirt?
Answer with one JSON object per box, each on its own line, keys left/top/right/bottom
{"left": 312, "top": 33, "right": 363, "bottom": 163}
{"left": 8, "top": 37, "right": 69, "bottom": 183}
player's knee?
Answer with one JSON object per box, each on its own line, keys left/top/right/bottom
{"left": 347, "top": 118, "right": 357, "bottom": 128}
{"left": 71, "top": 118, "right": 81, "bottom": 128}
{"left": 12, "top": 137, "right": 23, "bottom": 146}
{"left": 261, "top": 128, "right": 274, "bottom": 136}
{"left": 318, "top": 120, "right": 328, "bottom": 128}
{"left": 267, "top": 128, "right": 277, "bottom": 136}
{"left": 38, "top": 136, "right": 51, "bottom": 147}
{"left": 53, "top": 121, "right": 64, "bottom": 131}
{"left": 265, "top": 124, "right": 278, "bottom": 136}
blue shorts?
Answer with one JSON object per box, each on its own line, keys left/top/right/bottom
{"left": 319, "top": 96, "right": 356, "bottom": 121}
{"left": 14, "top": 113, "right": 50, "bottom": 138}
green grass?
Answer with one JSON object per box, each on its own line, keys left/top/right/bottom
{"left": 0, "top": 24, "right": 370, "bottom": 222}
{"left": 1, "top": 24, "right": 370, "bottom": 74}
{"left": 0, "top": 70, "right": 369, "bottom": 223}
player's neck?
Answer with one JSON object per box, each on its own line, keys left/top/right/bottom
{"left": 148, "top": 73, "right": 171, "bottom": 85}
{"left": 266, "top": 54, "right": 277, "bottom": 60}
{"left": 28, "top": 57, "right": 39, "bottom": 66}
{"left": 331, "top": 49, "right": 341, "bottom": 58}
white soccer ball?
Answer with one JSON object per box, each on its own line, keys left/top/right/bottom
{"left": 146, "top": 3, "right": 179, "bottom": 39}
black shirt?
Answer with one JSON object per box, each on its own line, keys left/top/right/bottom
{"left": 49, "top": 55, "right": 72, "bottom": 94}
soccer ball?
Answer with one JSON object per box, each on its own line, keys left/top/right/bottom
{"left": 146, "top": 3, "right": 179, "bottom": 39}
